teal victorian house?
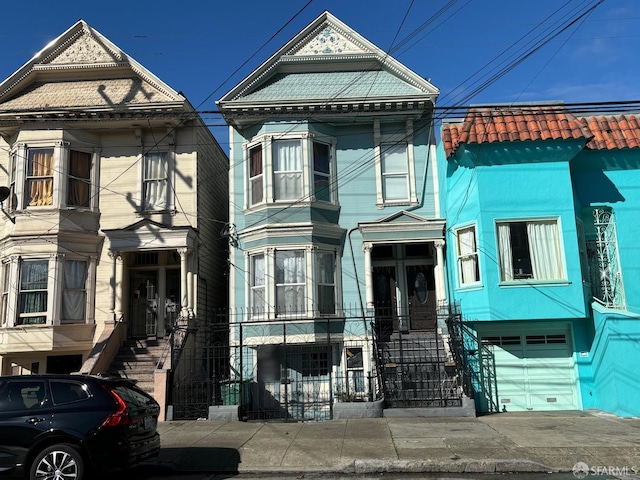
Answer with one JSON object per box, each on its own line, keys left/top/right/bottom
{"left": 217, "top": 12, "right": 460, "bottom": 421}
{"left": 441, "top": 104, "right": 640, "bottom": 417}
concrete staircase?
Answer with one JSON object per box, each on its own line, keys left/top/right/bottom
{"left": 109, "top": 338, "right": 165, "bottom": 399}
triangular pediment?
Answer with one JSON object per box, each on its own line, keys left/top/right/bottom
{"left": 358, "top": 211, "right": 445, "bottom": 242}
{"left": 218, "top": 11, "right": 438, "bottom": 108}
{"left": 0, "top": 20, "right": 184, "bottom": 111}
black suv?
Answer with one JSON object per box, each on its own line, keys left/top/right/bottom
{"left": 0, "top": 374, "right": 160, "bottom": 480}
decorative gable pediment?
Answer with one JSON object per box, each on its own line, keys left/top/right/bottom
{"left": 42, "top": 29, "right": 123, "bottom": 65}
{"left": 358, "top": 211, "right": 445, "bottom": 242}
{"left": 288, "top": 25, "right": 369, "bottom": 56}
{"left": 218, "top": 11, "right": 439, "bottom": 115}
{"left": 0, "top": 20, "right": 184, "bottom": 110}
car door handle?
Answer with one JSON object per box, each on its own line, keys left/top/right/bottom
{"left": 27, "top": 417, "right": 45, "bottom": 424}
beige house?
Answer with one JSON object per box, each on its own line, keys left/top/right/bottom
{"left": 0, "top": 20, "right": 228, "bottom": 410}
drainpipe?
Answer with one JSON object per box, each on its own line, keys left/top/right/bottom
{"left": 347, "top": 226, "right": 367, "bottom": 338}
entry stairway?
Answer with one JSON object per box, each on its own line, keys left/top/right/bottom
{"left": 109, "top": 338, "right": 164, "bottom": 399}
{"left": 376, "top": 329, "right": 464, "bottom": 409}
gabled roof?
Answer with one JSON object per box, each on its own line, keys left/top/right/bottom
{"left": 442, "top": 105, "right": 640, "bottom": 158}
{"left": 0, "top": 20, "right": 185, "bottom": 116}
{"left": 218, "top": 11, "right": 438, "bottom": 125}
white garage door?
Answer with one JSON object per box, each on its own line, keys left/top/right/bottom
{"left": 481, "top": 332, "right": 579, "bottom": 412}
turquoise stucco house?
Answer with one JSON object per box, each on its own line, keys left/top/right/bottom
{"left": 217, "top": 12, "right": 450, "bottom": 420}
{"left": 441, "top": 104, "right": 640, "bottom": 416}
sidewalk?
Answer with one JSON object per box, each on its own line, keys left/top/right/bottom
{"left": 152, "top": 411, "right": 640, "bottom": 475}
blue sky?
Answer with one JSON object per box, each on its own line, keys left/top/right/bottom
{"left": 0, "top": 0, "right": 637, "bottom": 149}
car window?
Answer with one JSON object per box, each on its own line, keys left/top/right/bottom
{"left": 0, "top": 381, "right": 47, "bottom": 411}
{"left": 51, "top": 380, "right": 90, "bottom": 405}
{"left": 112, "top": 384, "right": 154, "bottom": 408}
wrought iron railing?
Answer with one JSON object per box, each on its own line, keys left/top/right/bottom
{"left": 445, "top": 306, "right": 499, "bottom": 414}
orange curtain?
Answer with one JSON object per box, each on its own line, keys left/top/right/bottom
{"left": 28, "top": 151, "right": 54, "bottom": 206}
{"left": 68, "top": 151, "right": 91, "bottom": 207}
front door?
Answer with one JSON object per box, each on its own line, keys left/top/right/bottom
{"left": 406, "top": 265, "right": 436, "bottom": 330}
{"left": 130, "top": 271, "right": 158, "bottom": 338}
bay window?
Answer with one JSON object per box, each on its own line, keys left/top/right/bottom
{"left": 244, "top": 134, "right": 336, "bottom": 208}
{"left": 456, "top": 225, "right": 480, "bottom": 285}
{"left": 18, "top": 260, "right": 49, "bottom": 325}
{"left": 248, "top": 247, "right": 340, "bottom": 318}
{"left": 497, "top": 220, "right": 564, "bottom": 282}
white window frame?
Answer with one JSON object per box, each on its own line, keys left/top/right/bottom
{"left": 61, "top": 259, "right": 88, "bottom": 324}
{"left": 317, "top": 251, "right": 336, "bottom": 315}
{"left": 141, "top": 151, "right": 173, "bottom": 212}
{"left": 249, "top": 253, "right": 266, "bottom": 318}
{"left": 245, "top": 246, "right": 341, "bottom": 319}
{"left": 455, "top": 224, "right": 480, "bottom": 287}
{"left": 11, "top": 138, "right": 99, "bottom": 213}
{"left": 374, "top": 119, "right": 418, "bottom": 207}
{"left": 496, "top": 218, "right": 566, "bottom": 283}
{"left": 243, "top": 132, "right": 336, "bottom": 210}
{"left": 17, "top": 259, "right": 50, "bottom": 326}
{"left": 248, "top": 144, "right": 264, "bottom": 207}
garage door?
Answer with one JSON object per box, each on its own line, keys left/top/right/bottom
{"left": 481, "top": 332, "right": 579, "bottom": 412}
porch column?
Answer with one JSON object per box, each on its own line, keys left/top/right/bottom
{"left": 177, "top": 247, "right": 190, "bottom": 317}
{"left": 363, "top": 242, "right": 373, "bottom": 308}
{"left": 434, "top": 240, "right": 446, "bottom": 305}
{"left": 107, "top": 250, "right": 121, "bottom": 322}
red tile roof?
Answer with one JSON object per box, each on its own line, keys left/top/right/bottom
{"left": 442, "top": 107, "right": 640, "bottom": 157}
{"left": 442, "top": 106, "right": 593, "bottom": 158}
{"left": 578, "top": 114, "right": 640, "bottom": 150}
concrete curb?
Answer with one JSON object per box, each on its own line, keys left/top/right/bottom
{"left": 353, "top": 459, "right": 554, "bottom": 474}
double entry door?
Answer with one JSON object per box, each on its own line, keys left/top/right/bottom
{"left": 373, "top": 263, "right": 436, "bottom": 333}
{"left": 129, "top": 269, "right": 180, "bottom": 338}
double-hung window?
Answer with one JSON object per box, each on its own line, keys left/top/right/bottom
{"left": 18, "top": 260, "right": 49, "bottom": 325}
{"left": 381, "top": 142, "right": 410, "bottom": 202}
{"left": 67, "top": 150, "right": 91, "bottom": 208}
{"left": 25, "top": 148, "right": 54, "bottom": 207}
{"left": 273, "top": 140, "right": 303, "bottom": 201}
{"left": 249, "top": 145, "right": 264, "bottom": 206}
{"left": 142, "top": 152, "right": 169, "bottom": 211}
{"left": 317, "top": 252, "right": 335, "bottom": 315}
{"left": 497, "top": 220, "right": 564, "bottom": 281}
{"left": 275, "top": 250, "right": 305, "bottom": 315}
{"left": 456, "top": 226, "right": 480, "bottom": 285}
{"left": 313, "top": 142, "right": 331, "bottom": 202}
{"left": 250, "top": 254, "right": 266, "bottom": 316}
{"left": 62, "top": 260, "right": 87, "bottom": 324}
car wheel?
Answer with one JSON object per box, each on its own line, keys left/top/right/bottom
{"left": 29, "top": 443, "right": 84, "bottom": 480}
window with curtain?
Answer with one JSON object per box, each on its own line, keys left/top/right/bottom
{"left": 251, "top": 254, "right": 266, "bottom": 317}
{"left": 381, "top": 142, "right": 409, "bottom": 202}
{"left": 317, "top": 252, "right": 335, "bottom": 315}
{"left": 62, "top": 260, "right": 87, "bottom": 323}
{"left": 313, "top": 142, "right": 331, "bottom": 202}
{"left": 67, "top": 150, "right": 91, "bottom": 208}
{"left": 249, "top": 145, "right": 264, "bottom": 206}
{"left": 26, "top": 148, "right": 54, "bottom": 207}
{"left": 497, "top": 220, "right": 563, "bottom": 281}
{"left": 18, "top": 260, "right": 49, "bottom": 325}
{"left": 273, "top": 140, "right": 302, "bottom": 201}
{"left": 275, "top": 250, "right": 305, "bottom": 315}
{"left": 143, "top": 152, "right": 168, "bottom": 210}
{"left": 456, "top": 226, "right": 480, "bottom": 285}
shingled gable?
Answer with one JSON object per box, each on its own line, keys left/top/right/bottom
{"left": 0, "top": 20, "right": 185, "bottom": 116}
{"left": 217, "top": 11, "right": 439, "bottom": 126}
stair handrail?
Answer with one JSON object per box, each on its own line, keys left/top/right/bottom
{"left": 445, "top": 307, "right": 500, "bottom": 413}
{"left": 156, "top": 314, "right": 192, "bottom": 371}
